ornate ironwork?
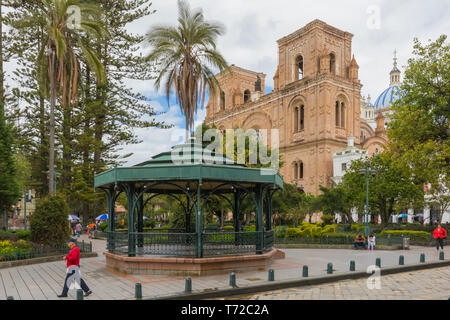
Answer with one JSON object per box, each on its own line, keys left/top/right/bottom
{"left": 106, "top": 230, "right": 276, "bottom": 257}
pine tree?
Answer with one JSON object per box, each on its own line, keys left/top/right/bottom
{"left": 0, "top": 102, "right": 20, "bottom": 215}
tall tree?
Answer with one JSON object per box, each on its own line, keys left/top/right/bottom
{"left": 145, "top": 0, "right": 228, "bottom": 141}
{"left": 0, "top": 102, "right": 20, "bottom": 216}
{"left": 38, "top": 0, "right": 108, "bottom": 195}
{"left": 388, "top": 35, "right": 449, "bottom": 189}
{"left": 0, "top": 0, "right": 20, "bottom": 216}
{"left": 312, "top": 184, "right": 359, "bottom": 226}
{"left": 341, "top": 153, "right": 423, "bottom": 229}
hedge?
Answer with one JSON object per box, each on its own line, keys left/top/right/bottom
{"left": 379, "top": 230, "right": 431, "bottom": 240}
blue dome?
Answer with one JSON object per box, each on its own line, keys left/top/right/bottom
{"left": 374, "top": 85, "right": 403, "bottom": 109}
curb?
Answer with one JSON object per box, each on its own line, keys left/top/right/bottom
{"left": 150, "top": 259, "right": 450, "bottom": 300}
{"left": 0, "top": 252, "right": 98, "bottom": 269}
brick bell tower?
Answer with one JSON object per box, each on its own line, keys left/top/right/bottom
{"left": 274, "top": 20, "right": 362, "bottom": 194}
{"left": 205, "top": 20, "right": 363, "bottom": 196}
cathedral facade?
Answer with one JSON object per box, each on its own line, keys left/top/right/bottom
{"left": 205, "top": 19, "right": 385, "bottom": 195}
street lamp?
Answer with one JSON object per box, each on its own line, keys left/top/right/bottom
{"left": 359, "top": 161, "right": 377, "bottom": 236}
{"left": 294, "top": 180, "right": 304, "bottom": 226}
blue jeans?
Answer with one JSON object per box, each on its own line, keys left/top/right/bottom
{"left": 354, "top": 242, "right": 366, "bottom": 249}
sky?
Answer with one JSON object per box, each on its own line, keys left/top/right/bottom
{"left": 117, "top": 0, "right": 449, "bottom": 166}
{"left": 5, "top": 0, "right": 450, "bottom": 166}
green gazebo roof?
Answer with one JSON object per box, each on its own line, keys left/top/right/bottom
{"left": 94, "top": 140, "right": 284, "bottom": 191}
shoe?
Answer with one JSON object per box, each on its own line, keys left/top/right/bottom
{"left": 84, "top": 290, "right": 92, "bottom": 297}
{"left": 57, "top": 294, "right": 68, "bottom": 298}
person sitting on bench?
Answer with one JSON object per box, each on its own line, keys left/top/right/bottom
{"left": 354, "top": 234, "right": 366, "bottom": 249}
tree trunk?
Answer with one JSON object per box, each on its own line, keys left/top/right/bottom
{"left": 48, "top": 51, "right": 56, "bottom": 196}
{"left": 62, "top": 101, "right": 72, "bottom": 190}
{"left": 0, "top": 0, "right": 4, "bottom": 105}
{"left": 39, "top": 94, "right": 48, "bottom": 196}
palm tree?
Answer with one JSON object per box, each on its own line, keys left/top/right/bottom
{"left": 38, "top": 0, "right": 108, "bottom": 195}
{"left": 145, "top": 0, "right": 228, "bottom": 142}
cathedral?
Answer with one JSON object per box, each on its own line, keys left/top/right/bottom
{"left": 205, "top": 19, "right": 398, "bottom": 196}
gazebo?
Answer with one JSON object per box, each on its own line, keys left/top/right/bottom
{"left": 94, "top": 139, "right": 285, "bottom": 275}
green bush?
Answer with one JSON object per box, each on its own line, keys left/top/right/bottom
{"left": 14, "top": 230, "right": 31, "bottom": 240}
{"left": 30, "top": 195, "right": 71, "bottom": 246}
{"left": 99, "top": 222, "right": 108, "bottom": 232}
{"left": 274, "top": 226, "right": 286, "bottom": 238}
{"left": 285, "top": 228, "right": 303, "bottom": 238}
{"left": 379, "top": 230, "right": 431, "bottom": 240}
{"left": 143, "top": 219, "right": 156, "bottom": 229}
{"left": 244, "top": 224, "right": 256, "bottom": 232}
{"left": 0, "top": 231, "right": 18, "bottom": 242}
{"left": 0, "top": 230, "right": 31, "bottom": 242}
{"left": 320, "top": 224, "right": 338, "bottom": 236}
{"left": 321, "top": 215, "right": 335, "bottom": 225}
{"left": 351, "top": 224, "right": 365, "bottom": 233}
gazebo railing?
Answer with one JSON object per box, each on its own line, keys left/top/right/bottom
{"left": 106, "top": 231, "right": 129, "bottom": 255}
{"left": 202, "top": 231, "right": 259, "bottom": 256}
{"left": 263, "top": 230, "right": 274, "bottom": 251}
{"left": 132, "top": 232, "right": 197, "bottom": 256}
{"left": 107, "top": 230, "right": 276, "bottom": 257}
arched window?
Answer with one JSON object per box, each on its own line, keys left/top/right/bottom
{"left": 295, "top": 55, "right": 304, "bottom": 80}
{"left": 244, "top": 90, "right": 251, "bottom": 103}
{"left": 294, "top": 106, "right": 299, "bottom": 132}
{"left": 300, "top": 105, "right": 305, "bottom": 130}
{"left": 335, "top": 101, "right": 340, "bottom": 126}
{"left": 341, "top": 102, "right": 346, "bottom": 128}
{"left": 294, "top": 162, "right": 298, "bottom": 180}
{"left": 220, "top": 91, "right": 225, "bottom": 110}
{"left": 329, "top": 53, "right": 336, "bottom": 74}
{"left": 299, "top": 161, "right": 304, "bottom": 179}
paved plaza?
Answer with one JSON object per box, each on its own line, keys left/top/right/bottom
{"left": 236, "top": 266, "right": 450, "bottom": 300}
{"left": 0, "top": 234, "right": 448, "bottom": 300}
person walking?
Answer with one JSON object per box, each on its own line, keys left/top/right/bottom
{"left": 71, "top": 222, "right": 76, "bottom": 236}
{"left": 57, "top": 238, "right": 92, "bottom": 298}
{"left": 433, "top": 223, "right": 447, "bottom": 251}
{"left": 75, "top": 222, "right": 82, "bottom": 238}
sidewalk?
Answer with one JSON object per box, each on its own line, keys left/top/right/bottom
{"left": 0, "top": 234, "right": 448, "bottom": 300}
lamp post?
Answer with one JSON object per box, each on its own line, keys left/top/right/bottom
{"left": 23, "top": 189, "right": 32, "bottom": 231}
{"left": 294, "top": 180, "right": 304, "bottom": 226}
{"left": 359, "top": 161, "right": 377, "bottom": 236}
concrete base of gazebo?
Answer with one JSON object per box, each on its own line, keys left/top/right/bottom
{"left": 104, "top": 249, "right": 285, "bottom": 276}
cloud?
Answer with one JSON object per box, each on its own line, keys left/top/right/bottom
{"left": 118, "top": 0, "right": 450, "bottom": 164}
{"left": 4, "top": 0, "right": 449, "bottom": 167}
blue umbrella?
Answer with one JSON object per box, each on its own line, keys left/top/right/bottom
{"left": 95, "top": 213, "right": 108, "bottom": 221}
{"left": 68, "top": 215, "right": 79, "bottom": 221}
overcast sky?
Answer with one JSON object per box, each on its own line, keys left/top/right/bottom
{"left": 117, "top": 0, "right": 449, "bottom": 166}
{"left": 6, "top": 0, "right": 450, "bottom": 166}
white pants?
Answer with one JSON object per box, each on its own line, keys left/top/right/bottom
{"left": 368, "top": 243, "right": 375, "bottom": 250}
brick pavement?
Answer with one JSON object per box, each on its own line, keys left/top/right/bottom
{"left": 240, "top": 267, "right": 450, "bottom": 300}
{"left": 0, "top": 234, "right": 448, "bottom": 300}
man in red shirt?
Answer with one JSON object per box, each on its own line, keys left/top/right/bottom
{"left": 57, "top": 238, "right": 92, "bottom": 298}
{"left": 433, "top": 223, "right": 448, "bottom": 252}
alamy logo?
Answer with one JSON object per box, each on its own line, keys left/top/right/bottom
{"left": 67, "top": 5, "right": 81, "bottom": 30}
{"left": 366, "top": 5, "right": 381, "bottom": 30}
{"left": 367, "top": 265, "right": 381, "bottom": 290}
